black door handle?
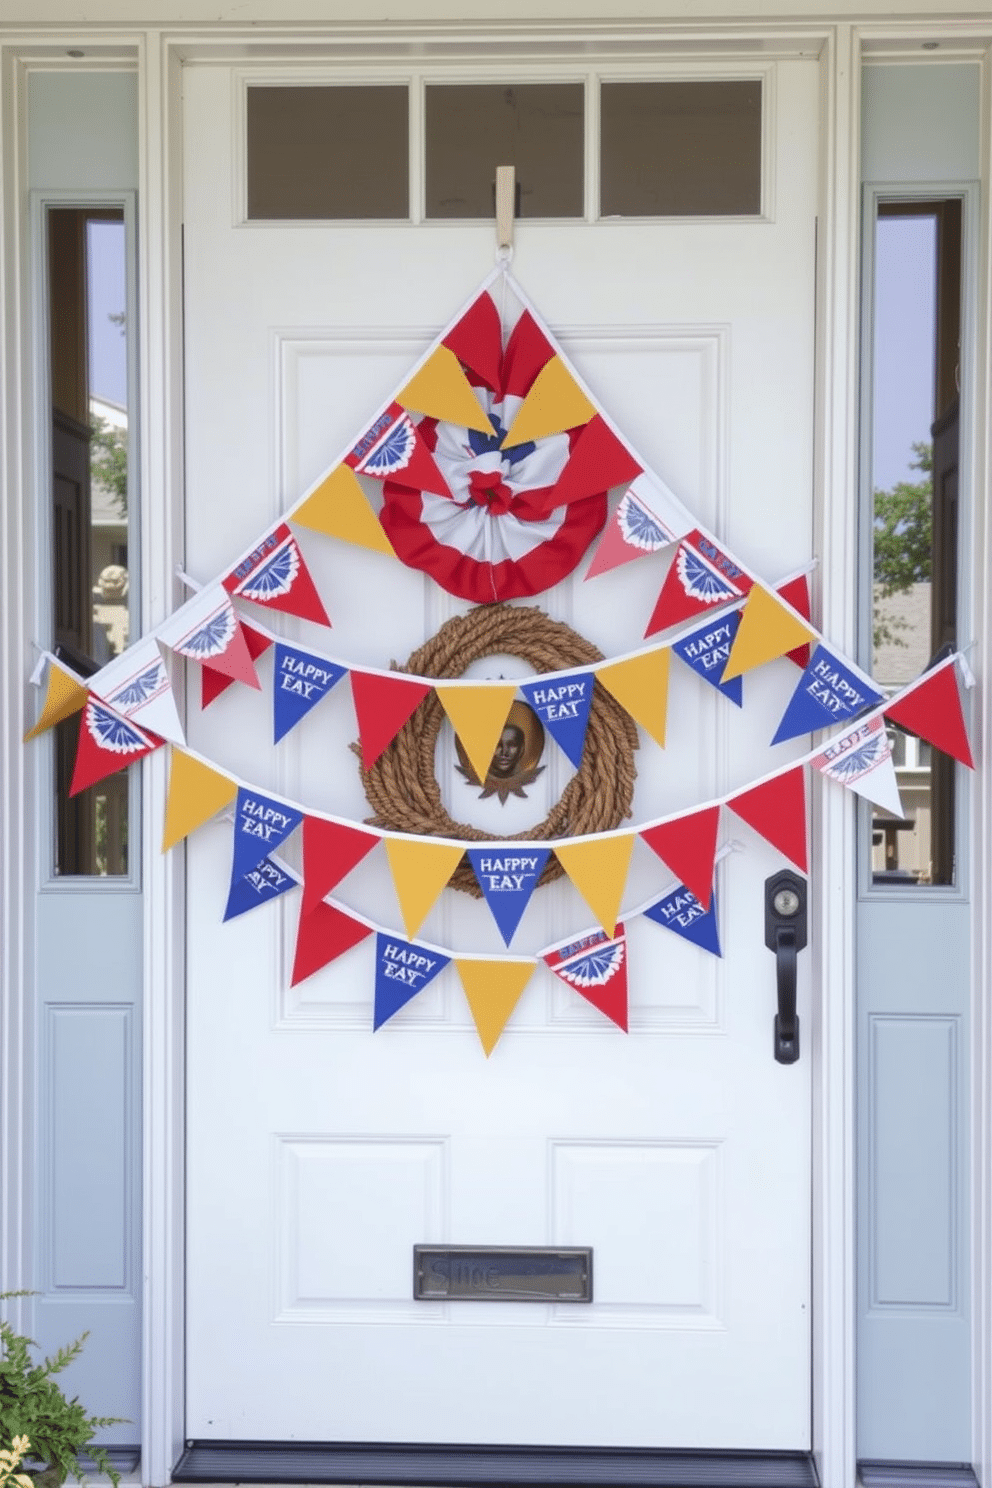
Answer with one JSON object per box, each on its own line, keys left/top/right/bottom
{"left": 764, "top": 871, "right": 807, "bottom": 1065}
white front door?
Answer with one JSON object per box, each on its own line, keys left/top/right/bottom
{"left": 182, "top": 55, "right": 817, "bottom": 1449}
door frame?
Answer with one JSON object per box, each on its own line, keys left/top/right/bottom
{"left": 0, "top": 17, "right": 990, "bottom": 1488}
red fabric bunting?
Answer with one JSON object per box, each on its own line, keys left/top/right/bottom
{"left": 444, "top": 292, "right": 503, "bottom": 392}
{"left": 540, "top": 416, "right": 642, "bottom": 513}
{"left": 884, "top": 663, "right": 974, "bottom": 770}
{"left": 644, "top": 530, "right": 753, "bottom": 637}
{"left": 222, "top": 525, "right": 331, "bottom": 628}
{"left": 640, "top": 807, "right": 721, "bottom": 910}
{"left": 500, "top": 311, "right": 556, "bottom": 400}
{"left": 290, "top": 900, "right": 373, "bottom": 987}
{"left": 350, "top": 670, "right": 432, "bottom": 769}
{"left": 727, "top": 769, "right": 808, "bottom": 872}
{"left": 573, "top": 952, "right": 629, "bottom": 1032}
{"left": 776, "top": 574, "right": 812, "bottom": 669}
{"left": 70, "top": 697, "right": 163, "bottom": 797}
{"left": 202, "top": 624, "right": 272, "bottom": 708}
{"left": 302, "top": 817, "right": 379, "bottom": 917}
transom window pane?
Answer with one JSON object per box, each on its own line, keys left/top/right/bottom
{"left": 425, "top": 84, "right": 584, "bottom": 219}
{"left": 247, "top": 86, "right": 409, "bottom": 219}
{"left": 600, "top": 80, "right": 762, "bottom": 217}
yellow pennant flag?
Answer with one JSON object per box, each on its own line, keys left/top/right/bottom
{"left": 501, "top": 356, "right": 596, "bottom": 448}
{"left": 384, "top": 838, "right": 464, "bottom": 940}
{"left": 555, "top": 835, "right": 635, "bottom": 937}
{"left": 596, "top": 649, "right": 671, "bottom": 749}
{"left": 397, "top": 345, "right": 493, "bottom": 434}
{"left": 23, "top": 661, "right": 88, "bottom": 741}
{"left": 435, "top": 683, "right": 518, "bottom": 785}
{"left": 292, "top": 464, "right": 397, "bottom": 557}
{"left": 162, "top": 749, "right": 238, "bottom": 852}
{"left": 721, "top": 585, "right": 816, "bottom": 681}
{"left": 455, "top": 958, "right": 535, "bottom": 1057}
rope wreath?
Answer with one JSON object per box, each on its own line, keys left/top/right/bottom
{"left": 357, "top": 603, "right": 640, "bottom": 897}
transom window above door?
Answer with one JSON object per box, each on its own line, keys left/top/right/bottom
{"left": 244, "top": 76, "right": 766, "bottom": 222}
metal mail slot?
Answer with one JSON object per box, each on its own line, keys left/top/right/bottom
{"left": 413, "top": 1245, "right": 592, "bottom": 1302}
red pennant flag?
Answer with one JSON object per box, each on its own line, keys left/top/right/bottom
{"left": 727, "top": 769, "right": 808, "bottom": 871}
{"left": 223, "top": 524, "right": 331, "bottom": 628}
{"left": 70, "top": 696, "right": 162, "bottom": 797}
{"left": 500, "top": 311, "right": 555, "bottom": 399}
{"left": 546, "top": 416, "right": 642, "bottom": 512}
{"left": 291, "top": 900, "right": 373, "bottom": 987}
{"left": 444, "top": 292, "right": 503, "bottom": 392}
{"left": 202, "top": 624, "right": 272, "bottom": 708}
{"left": 640, "top": 806, "right": 721, "bottom": 910}
{"left": 350, "top": 670, "right": 433, "bottom": 769}
{"left": 345, "top": 403, "right": 452, "bottom": 499}
{"left": 885, "top": 663, "right": 974, "bottom": 769}
{"left": 543, "top": 927, "right": 629, "bottom": 1032}
{"left": 302, "top": 817, "right": 379, "bottom": 917}
{"left": 776, "top": 573, "right": 812, "bottom": 668}
{"left": 645, "top": 530, "right": 753, "bottom": 637}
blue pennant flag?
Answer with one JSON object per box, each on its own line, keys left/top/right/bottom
{"left": 273, "top": 643, "right": 347, "bottom": 743}
{"left": 672, "top": 612, "right": 743, "bottom": 706}
{"left": 231, "top": 786, "right": 303, "bottom": 886}
{"left": 373, "top": 933, "right": 450, "bottom": 1030}
{"left": 643, "top": 885, "right": 721, "bottom": 957}
{"left": 467, "top": 846, "right": 552, "bottom": 946}
{"left": 771, "top": 643, "right": 883, "bottom": 745}
{"left": 224, "top": 854, "right": 296, "bottom": 922}
{"left": 519, "top": 672, "right": 595, "bottom": 768}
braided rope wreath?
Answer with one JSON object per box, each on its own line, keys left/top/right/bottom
{"left": 357, "top": 604, "right": 640, "bottom": 897}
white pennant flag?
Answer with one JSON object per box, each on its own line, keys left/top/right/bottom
{"left": 89, "top": 636, "right": 184, "bottom": 745}
{"left": 811, "top": 715, "right": 904, "bottom": 819}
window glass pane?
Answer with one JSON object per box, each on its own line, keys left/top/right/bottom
{"left": 48, "top": 207, "right": 131, "bottom": 876}
{"left": 247, "top": 86, "right": 409, "bottom": 219}
{"left": 600, "top": 80, "right": 761, "bottom": 217}
{"left": 426, "top": 84, "right": 583, "bottom": 219}
{"left": 870, "top": 201, "right": 961, "bottom": 887}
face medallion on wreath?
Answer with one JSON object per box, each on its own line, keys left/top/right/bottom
{"left": 455, "top": 699, "right": 546, "bottom": 803}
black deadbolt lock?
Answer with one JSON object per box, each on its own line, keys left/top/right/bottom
{"left": 764, "top": 870, "right": 808, "bottom": 1065}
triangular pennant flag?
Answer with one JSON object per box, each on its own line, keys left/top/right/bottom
{"left": 728, "top": 769, "right": 808, "bottom": 871}
{"left": 24, "top": 658, "right": 88, "bottom": 740}
{"left": 301, "top": 816, "right": 379, "bottom": 917}
{"left": 231, "top": 786, "right": 303, "bottom": 885}
{"left": 884, "top": 662, "right": 974, "bottom": 769}
{"left": 345, "top": 402, "right": 452, "bottom": 498}
{"left": 501, "top": 355, "right": 596, "bottom": 447}
{"left": 639, "top": 806, "right": 721, "bottom": 910}
{"left": 811, "top": 715, "right": 905, "bottom": 818}
{"left": 373, "top": 932, "right": 451, "bottom": 1030}
{"left": 543, "top": 927, "right": 629, "bottom": 1031}
{"left": 69, "top": 696, "right": 162, "bottom": 797}
{"left": 223, "top": 854, "right": 297, "bottom": 922}
{"left": 671, "top": 611, "right": 743, "bottom": 706}
{"left": 201, "top": 623, "right": 271, "bottom": 708}
{"left": 223, "top": 524, "right": 331, "bottom": 628}
{"left": 499, "top": 310, "right": 555, "bottom": 399}
{"left": 771, "top": 644, "right": 883, "bottom": 745}
{"left": 89, "top": 637, "right": 184, "bottom": 745}
{"left": 160, "top": 585, "right": 262, "bottom": 691}
{"left": 350, "top": 670, "right": 432, "bottom": 770}
{"left": 384, "top": 838, "right": 464, "bottom": 940}
{"left": 435, "top": 683, "right": 518, "bottom": 785}
{"left": 596, "top": 649, "right": 671, "bottom": 749}
{"left": 467, "top": 846, "right": 551, "bottom": 946}
{"left": 555, "top": 834, "right": 635, "bottom": 936}
{"left": 444, "top": 291, "right": 503, "bottom": 391}
{"left": 454, "top": 958, "right": 535, "bottom": 1056}
{"left": 721, "top": 584, "right": 815, "bottom": 682}
{"left": 292, "top": 463, "right": 397, "bottom": 558}
{"left": 586, "top": 470, "right": 693, "bottom": 579}
{"left": 162, "top": 749, "right": 238, "bottom": 851}
{"left": 645, "top": 530, "right": 752, "bottom": 637}
{"left": 519, "top": 672, "right": 595, "bottom": 768}
{"left": 545, "top": 416, "right": 643, "bottom": 511}
{"left": 644, "top": 886, "right": 722, "bottom": 957}
{"left": 777, "top": 572, "right": 813, "bottom": 668}
{"left": 397, "top": 345, "right": 493, "bottom": 434}
{"left": 273, "top": 644, "right": 347, "bottom": 744}
{"left": 291, "top": 900, "right": 373, "bottom": 987}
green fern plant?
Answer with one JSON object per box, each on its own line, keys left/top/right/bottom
{"left": 0, "top": 1296, "right": 122, "bottom": 1487}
